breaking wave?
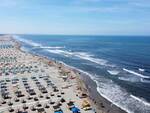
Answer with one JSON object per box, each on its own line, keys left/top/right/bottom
{"left": 74, "top": 52, "right": 108, "bottom": 66}
{"left": 47, "top": 50, "right": 110, "bottom": 66}
{"left": 107, "top": 70, "right": 120, "bottom": 75}
{"left": 130, "top": 95, "right": 150, "bottom": 106}
{"left": 37, "top": 46, "right": 65, "bottom": 49}
{"left": 13, "top": 35, "right": 42, "bottom": 47}
{"left": 13, "top": 35, "right": 64, "bottom": 50}
{"left": 123, "top": 68, "right": 149, "bottom": 79}
{"left": 118, "top": 77, "right": 141, "bottom": 82}
{"left": 96, "top": 78, "right": 150, "bottom": 113}
{"left": 141, "top": 78, "right": 150, "bottom": 83}
{"left": 139, "top": 68, "right": 145, "bottom": 72}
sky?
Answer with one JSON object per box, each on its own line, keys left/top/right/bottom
{"left": 0, "top": 0, "right": 150, "bottom": 35}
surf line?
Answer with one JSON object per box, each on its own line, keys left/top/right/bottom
{"left": 123, "top": 68, "right": 149, "bottom": 79}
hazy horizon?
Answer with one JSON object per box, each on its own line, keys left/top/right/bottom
{"left": 0, "top": 0, "right": 150, "bottom": 35}
{"left": 1, "top": 34, "right": 150, "bottom": 36}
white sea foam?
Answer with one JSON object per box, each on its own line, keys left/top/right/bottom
{"left": 74, "top": 52, "right": 108, "bottom": 66}
{"left": 130, "top": 95, "right": 150, "bottom": 106}
{"left": 96, "top": 78, "right": 150, "bottom": 113}
{"left": 96, "top": 86, "right": 132, "bottom": 113}
{"left": 118, "top": 77, "right": 141, "bottom": 82}
{"left": 107, "top": 70, "right": 120, "bottom": 75}
{"left": 73, "top": 52, "right": 94, "bottom": 57}
{"left": 38, "top": 46, "right": 65, "bottom": 49}
{"left": 46, "top": 49, "right": 73, "bottom": 56}
{"left": 47, "top": 49, "right": 109, "bottom": 66}
{"left": 123, "top": 68, "right": 149, "bottom": 79}
{"left": 13, "top": 35, "right": 42, "bottom": 47}
{"left": 140, "top": 78, "right": 150, "bottom": 83}
{"left": 13, "top": 35, "right": 65, "bottom": 50}
{"left": 139, "top": 68, "right": 145, "bottom": 72}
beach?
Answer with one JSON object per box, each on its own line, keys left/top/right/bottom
{"left": 0, "top": 35, "right": 127, "bottom": 113}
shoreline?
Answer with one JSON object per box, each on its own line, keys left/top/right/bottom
{"left": 53, "top": 61, "right": 127, "bottom": 113}
{"left": 14, "top": 36, "right": 127, "bottom": 113}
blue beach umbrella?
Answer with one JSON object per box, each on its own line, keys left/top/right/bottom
{"left": 71, "top": 107, "right": 80, "bottom": 113}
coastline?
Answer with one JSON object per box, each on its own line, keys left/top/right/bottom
{"left": 14, "top": 36, "right": 127, "bottom": 113}
{"left": 79, "top": 73, "right": 127, "bottom": 113}
{"left": 53, "top": 61, "right": 127, "bottom": 113}
{"left": 1, "top": 35, "right": 97, "bottom": 113}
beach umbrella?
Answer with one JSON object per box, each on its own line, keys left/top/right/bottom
{"left": 71, "top": 107, "right": 80, "bottom": 113}
{"left": 44, "top": 103, "right": 49, "bottom": 108}
{"left": 8, "top": 107, "right": 14, "bottom": 112}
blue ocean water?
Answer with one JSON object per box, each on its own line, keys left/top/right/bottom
{"left": 14, "top": 35, "right": 150, "bottom": 113}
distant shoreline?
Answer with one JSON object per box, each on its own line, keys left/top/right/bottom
{"left": 1, "top": 34, "right": 150, "bottom": 37}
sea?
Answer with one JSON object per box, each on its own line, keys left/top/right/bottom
{"left": 13, "top": 35, "right": 150, "bottom": 113}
